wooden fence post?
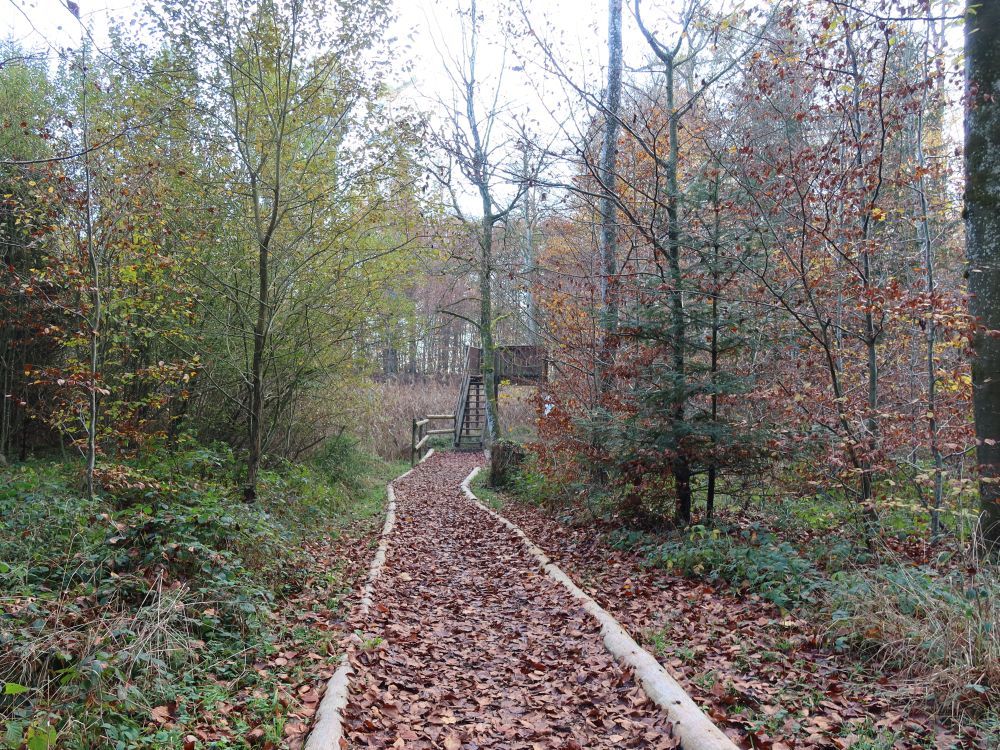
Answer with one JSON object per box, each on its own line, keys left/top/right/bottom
{"left": 411, "top": 417, "right": 417, "bottom": 467}
{"left": 410, "top": 414, "right": 456, "bottom": 466}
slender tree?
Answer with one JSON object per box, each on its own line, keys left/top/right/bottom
{"left": 633, "top": 0, "right": 759, "bottom": 524}
{"left": 153, "top": 0, "right": 400, "bottom": 499}
{"left": 598, "top": 0, "right": 623, "bottom": 380}
{"left": 433, "top": 0, "right": 534, "bottom": 444}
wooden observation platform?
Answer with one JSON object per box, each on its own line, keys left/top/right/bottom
{"left": 411, "top": 345, "right": 547, "bottom": 463}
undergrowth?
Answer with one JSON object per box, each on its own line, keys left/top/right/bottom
{"left": 827, "top": 562, "right": 999, "bottom": 718}
{"left": 501, "top": 451, "right": 1000, "bottom": 727}
{"left": 639, "top": 524, "right": 829, "bottom": 610}
{"left": 0, "top": 434, "right": 403, "bottom": 749}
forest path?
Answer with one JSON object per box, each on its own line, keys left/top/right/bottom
{"left": 340, "top": 451, "right": 678, "bottom": 749}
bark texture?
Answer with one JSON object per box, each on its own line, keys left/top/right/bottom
{"left": 966, "top": 0, "right": 1000, "bottom": 553}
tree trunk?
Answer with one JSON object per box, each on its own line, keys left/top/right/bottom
{"left": 634, "top": 0, "right": 692, "bottom": 526}
{"left": 479, "top": 214, "right": 500, "bottom": 444}
{"left": 464, "top": 0, "right": 501, "bottom": 445}
{"left": 665, "top": 52, "right": 692, "bottom": 527}
{"left": 522, "top": 146, "right": 540, "bottom": 344}
{"left": 965, "top": 0, "right": 1000, "bottom": 554}
{"left": 598, "top": 0, "right": 623, "bottom": 383}
{"left": 244, "top": 237, "right": 269, "bottom": 503}
{"left": 81, "top": 42, "right": 100, "bottom": 500}
{"left": 916, "top": 25, "right": 944, "bottom": 538}
{"left": 707, "top": 175, "right": 721, "bottom": 523}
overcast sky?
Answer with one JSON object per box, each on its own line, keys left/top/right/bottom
{"left": 2, "top": 0, "right": 706, "bottom": 214}
{"left": 2, "top": 0, "right": 673, "bottom": 127}
{"left": 1, "top": 0, "right": 634, "bottom": 102}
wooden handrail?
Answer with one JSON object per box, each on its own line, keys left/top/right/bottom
{"left": 454, "top": 373, "right": 471, "bottom": 448}
{"left": 411, "top": 412, "right": 457, "bottom": 466}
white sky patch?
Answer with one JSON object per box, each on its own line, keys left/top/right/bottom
{"left": 384, "top": 0, "right": 671, "bottom": 213}
{"left": 5, "top": 0, "right": 845, "bottom": 215}
{"left": 4, "top": 0, "right": 629, "bottom": 213}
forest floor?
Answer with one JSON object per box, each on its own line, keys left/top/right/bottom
{"left": 484, "top": 489, "right": 995, "bottom": 750}
{"left": 332, "top": 450, "right": 1000, "bottom": 750}
{"left": 340, "top": 451, "right": 678, "bottom": 749}
{"left": 5, "top": 447, "right": 992, "bottom": 749}
{"left": 0, "top": 442, "right": 404, "bottom": 750}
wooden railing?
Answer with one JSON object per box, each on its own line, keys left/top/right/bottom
{"left": 453, "top": 345, "right": 477, "bottom": 447}
{"left": 411, "top": 413, "right": 455, "bottom": 466}
{"left": 453, "top": 373, "right": 471, "bottom": 447}
{"left": 464, "top": 344, "right": 548, "bottom": 385}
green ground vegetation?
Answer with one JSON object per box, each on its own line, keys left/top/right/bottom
{"left": 0, "top": 437, "right": 405, "bottom": 749}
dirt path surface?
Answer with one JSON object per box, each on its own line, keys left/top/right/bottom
{"left": 341, "top": 452, "right": 677, "bottom": 749}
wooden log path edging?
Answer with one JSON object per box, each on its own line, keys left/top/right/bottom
{"left": 306, "top": 452, "right": 736, "bottom": 750}
{"left": 306, "top": 448, "right": 438, "bottom": 750}
{"left": 304, "top": 470, "right": 403, "bottom": 749}
{"left": 460, "top": 466, "right": 739, "bottom": 750}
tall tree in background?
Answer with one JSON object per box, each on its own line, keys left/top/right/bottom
{"left": 78, "top": 40, "right": 99, "bottom": 498}
{"left": 434, "top": 0, "right": 533, "bottom": 444}
{"left": 0, "top": 47, "right": 56, "bottom": 461}
{"left": 633, "top": 0, "right": 695, "bottom": 523}
{"left": 2, "top": 32, "right": 198, "bottom": 479}
{"left": 598, "top": 0, "right": 623, "bottom": 386}
{"left": 914, "top": 11, "right": 950, "bottom": 538}
{"left": 966, "top": 0, "right": 1000, "bottom": 553}
{"left": 719, "top": 2, "right": 966, "bottom": 530}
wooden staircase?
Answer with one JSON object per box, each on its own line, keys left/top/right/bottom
{"left": 452, "top": 343, "right": 546, "bottom": 450}
{"left": 454, "top": 374, "right": 485, "bottom": 450}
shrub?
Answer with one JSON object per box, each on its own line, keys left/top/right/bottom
{"left": 0, "top": 442, "right": 392, "bottom": 748}
{"left": 509, "top": 458, "right": 555, "bottom": 508}
{"left": 313, "top": 431, "right": 371, "bottom": 486}
{"left": 0, "top": 451, "right": 269, "bottom": 718}
{"left": 646, "top": 525, "right": 825, "bottom": 610}
{"left": 827, "top": 559, "right": 999, "bottom": 717}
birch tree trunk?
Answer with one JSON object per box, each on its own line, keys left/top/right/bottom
{"left": 80, "top": 42, "right": 101, "bottom": 500}
{"left": 465, "top": 0, "right": 500, "bottom": 445}
{"left": 916, "top": 20, "right": 944, "bottom": 538}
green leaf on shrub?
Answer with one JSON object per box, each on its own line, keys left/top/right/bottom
{"left": 26, "top": 726, "right": 57, "bottom": 750}
{"left": 3, "top": 681, "right": 29, "bottom": 695}
{"left": 4, "top": 723, "right": 24, "bottom": 745}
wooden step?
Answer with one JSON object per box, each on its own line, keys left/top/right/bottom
{"left": 453, "top": 370, "right": 489, "bottom": 451}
